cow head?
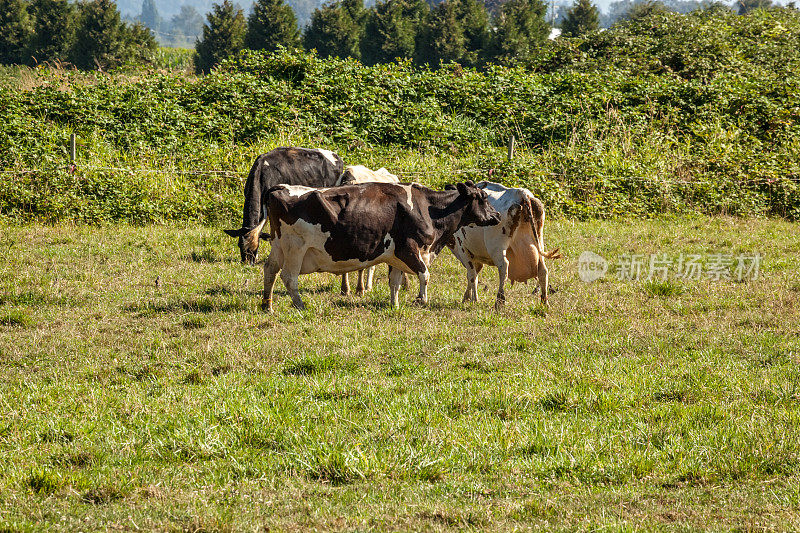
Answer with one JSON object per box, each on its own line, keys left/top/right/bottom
{"left": 456, "top": 181, "right": 501, "bottom": 227}
{"left": 224, "top": 219, "right": 267, "bottom": 264}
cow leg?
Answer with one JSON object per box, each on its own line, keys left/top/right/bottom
{"left": 401, "top": 272, "right": 409, "bottom": 291}
{"left": 537, "top": 258, "right": 549, "bottom": 307}
{"left": 365, "top": 266, "right": 375, "bottom": 291}
{"left": 280, "top": 254, "right": 305, "bottom": 310}
{"left": 388, "top": 266, "right": 404, "bottom": 309}
{"left": 341, "top": 273, "right": 350, "bottom": 296}
{"left": 262, "top": 251, "right": 282, "bottom": 313}
{"left": 415, "top": 268, "right": 430, "bottom": 305}
{"left": 494, "top": 251, "right": 509, "bottom": 311}
{"left": 356, "top": 269, "right": 365, "bottom": 296}
{"left": 462, "top": 262, "right": 482, "bottom": 303}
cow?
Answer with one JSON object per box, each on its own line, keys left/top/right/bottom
{"left": 260, "top": 181, "right": 501, "bottom": 312}
{"left": 447, "top": 181, "right": 561, "bottom": 309}
{"left": 224, "top": 147, "right": 344, "bottom": 265}
{"left": 334, "top": 165, "right": 402, "bottom": 294}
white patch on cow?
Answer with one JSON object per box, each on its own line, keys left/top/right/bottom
{"left": 336, "top": 165, "right": 399, "bottom": 186}
{"left": 278, "top": 185, "right": 328, "bottom": 197}
{"left": 263, "top": 160, "right": 270, "bottom": 167}
{"left": 317, "top": 149, "right": 338, "bottom": 166}
{"left": 399, "top": 184, "right": 414, "bottom": 208}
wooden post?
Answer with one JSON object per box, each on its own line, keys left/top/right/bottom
{"left": 70, "top": 134, "right": 76, "bottom": 163}
{"left": 507, "top": 135, "right": 515, "bottom": 161}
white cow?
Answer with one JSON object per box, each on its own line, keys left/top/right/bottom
{"left": 336, "top": 165, "right": 401, "bottom": 294}
{"left": 448, "top": 181, "right": 561, "bottom": 309}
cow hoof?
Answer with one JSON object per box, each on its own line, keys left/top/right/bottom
{"left": 261, "top": 299, "right": 273, "bottom": 313}
{"left": 414, "top": 297, "right": 427, "bottom": 306}
{"left": 494, "top": 298, "right": 506, "bottom": 311}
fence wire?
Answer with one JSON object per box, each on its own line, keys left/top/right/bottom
{"left": 1, "top": 165, "right": 799, "bottom": 186}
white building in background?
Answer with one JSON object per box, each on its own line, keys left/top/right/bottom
{"left": 549, "top": 28, "right": 563, "bottom": 40}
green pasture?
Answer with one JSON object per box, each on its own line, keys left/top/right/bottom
{"left": 1, "top": 217, "right": 798, "bottom": 530}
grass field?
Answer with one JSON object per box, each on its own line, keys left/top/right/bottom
{"left": 1, "top": 217, "right": 799, "bottom": 530}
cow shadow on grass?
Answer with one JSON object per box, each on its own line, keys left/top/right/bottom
{"left": 330, "top": 298, "right": 463, "bottom": 312}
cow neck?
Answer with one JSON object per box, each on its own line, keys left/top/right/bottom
{"left": 426, "top": 189, "right": 471, "bottom": 254}
{"left": 241, "top": 158, "right": 263, "bottom": 231}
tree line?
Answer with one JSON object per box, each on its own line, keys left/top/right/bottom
{"left": 0, "top": 0, "right": 156, "bottom": 69}
{"left": 194, "top": 0, "right": 601, "bottom": 72}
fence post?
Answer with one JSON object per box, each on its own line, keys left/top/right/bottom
{"left": 507, "top": 135, "right": 515, "bottom": 161}
{"left": 70, "top": 134, "right": 77, "bottom": 164}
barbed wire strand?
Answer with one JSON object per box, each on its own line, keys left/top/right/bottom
{"left": 1, "top": 165, "right": 799, "bottom": 185}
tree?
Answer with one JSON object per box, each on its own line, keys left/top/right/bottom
{"left": 415, "top": 0, "right": 490, "bottom": 67}
{"left": 304, "top": 0, "right": 366, "bottom": 60}
{"left": 245, "top": 0, "right": 301, "bottom": 52}
{"left": 27, "top": 0, "right": 75, "bottom": 64}
{"left": 71, "top": 0, "right": 124, "bottom": 69}
{"left": 489, "top": 0, "right": 549, "bottom": 63}
{"left": 454, "top": 0, "right": 491, "bottom": 66}
{"left": 561, "top": 0, "right": 600, "bottom": 37}
{"left": 624, "top": 0, "right": 670, "bottom": 20}
{"left": 195, "top": 0, "right": 247, "bottom": 73}
{"left": 168, "top": 5, "right": 204, "bottom": 46}
{"left": 360, "top": 0, "right": 428, "bottom": 65}
{"left": 0, "top": 0, "right": 33, "bottom": 65}
{"left": 415, "top": 0, "right": 466, "bottom": 66}
{"left": 138, "top": 0, "right": 163, "bottom": 33}
{"left": 738, "top": 0, "right": 772, "bottom": 14}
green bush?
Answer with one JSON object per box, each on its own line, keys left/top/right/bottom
{"left": 0, "top": 8, "right": 798, "bottom": 222}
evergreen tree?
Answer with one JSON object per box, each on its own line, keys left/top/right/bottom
{"left": 195, "top": 0, "right": 246, "bottom": 73}
{"left": 168, "top": 5, "right": 204, "bottom": 46}
{"left": 304, "top": 0, "right": 366, "bottom": 59}
{"left": 415, "top": 0, "right": 465, "bottom": 66}
{"left": 119, "top": 20, "right": 157, "bottom": 63}
{"left": 360, "top": 0, "right": 428, "bottom": 65}
{"left": 245, "top": 0, "right": 301, "bottom": 52}
{"left": 624, "top": 0, "right": 669, "bottom": 19}
{"left": 415, "top": 0, "right": 489, "bottom": 67}
{"left": 561, "top": 0, "right": 599, "bottom": 36}
{"left": 138, "top": 0, "right": 163, "bottom": 32}
{"left": 27, "top": 0, "right": 75, "bottom": 64}
{"left": 489, "top": 0, "right": 548, "bottom": 63}
{"left": 453, "top": 0, "right": 491, "bottom": 66}
{"left": 70, "top": 0, "right": 125, "bottom": 69}
{"left": 738, "top": 0, "right": 772, "bottom": 14}
{"left": 0, "top": 0, "right": 33, "bottom": 65}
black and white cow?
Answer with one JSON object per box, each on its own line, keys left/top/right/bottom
{"left": 224, "top": 147, "right": 344, "bottom": 264}
{"left": 334, "top": 165, "right": 402, "bottom": 294}
{"left": 448, "top": 181, "right": 561, "bottom": 309}
{"left": 260, "top": 181, "right": 501, "bottom": 312}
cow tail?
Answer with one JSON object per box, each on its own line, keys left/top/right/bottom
{"left": 524, "top": 196, "right": 562, "bottom": 260}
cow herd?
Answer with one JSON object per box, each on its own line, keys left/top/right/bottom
{"left": 224, "top": 147, "right": 560, "bottom": 313}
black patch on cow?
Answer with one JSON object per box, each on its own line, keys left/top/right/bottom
{"left": 226, "top": 147, "right": 344, "bottom": 261}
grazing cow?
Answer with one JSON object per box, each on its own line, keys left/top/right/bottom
{"left": 224, "top": 147, "right": 344, "bottom": 265}
{"left": 448, "top": 181, "right": 561, "bottom": 309}
{"left": 260, "top": 181, "right": 501, "bottom": 312}
{"left": 335, "top": 165, "right": 402, "bottom": 294}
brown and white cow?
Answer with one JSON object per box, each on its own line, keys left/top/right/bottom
{"left": 224, "top": 147, "right": 344, "bottom": 265}
{"left": 448, "top": 181, "right": 561, "bottom": 309}
{"left": 260, "top": 181, "right": 501, "bottom": 312}
{"left": 334, "top": 165, "right": 401, "bottom": 294}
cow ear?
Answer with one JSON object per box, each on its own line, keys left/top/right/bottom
{"left": 456, "top": 182, "right": 469, "bottom": 196}
{"left": 444, "top": 184, "right": 457, "bottom": 191}
{"left": 224, "top": 228, "right": 247, "bottom": 238}
{"left": 464, "top": 180, "right": 475, "bottom": 187}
